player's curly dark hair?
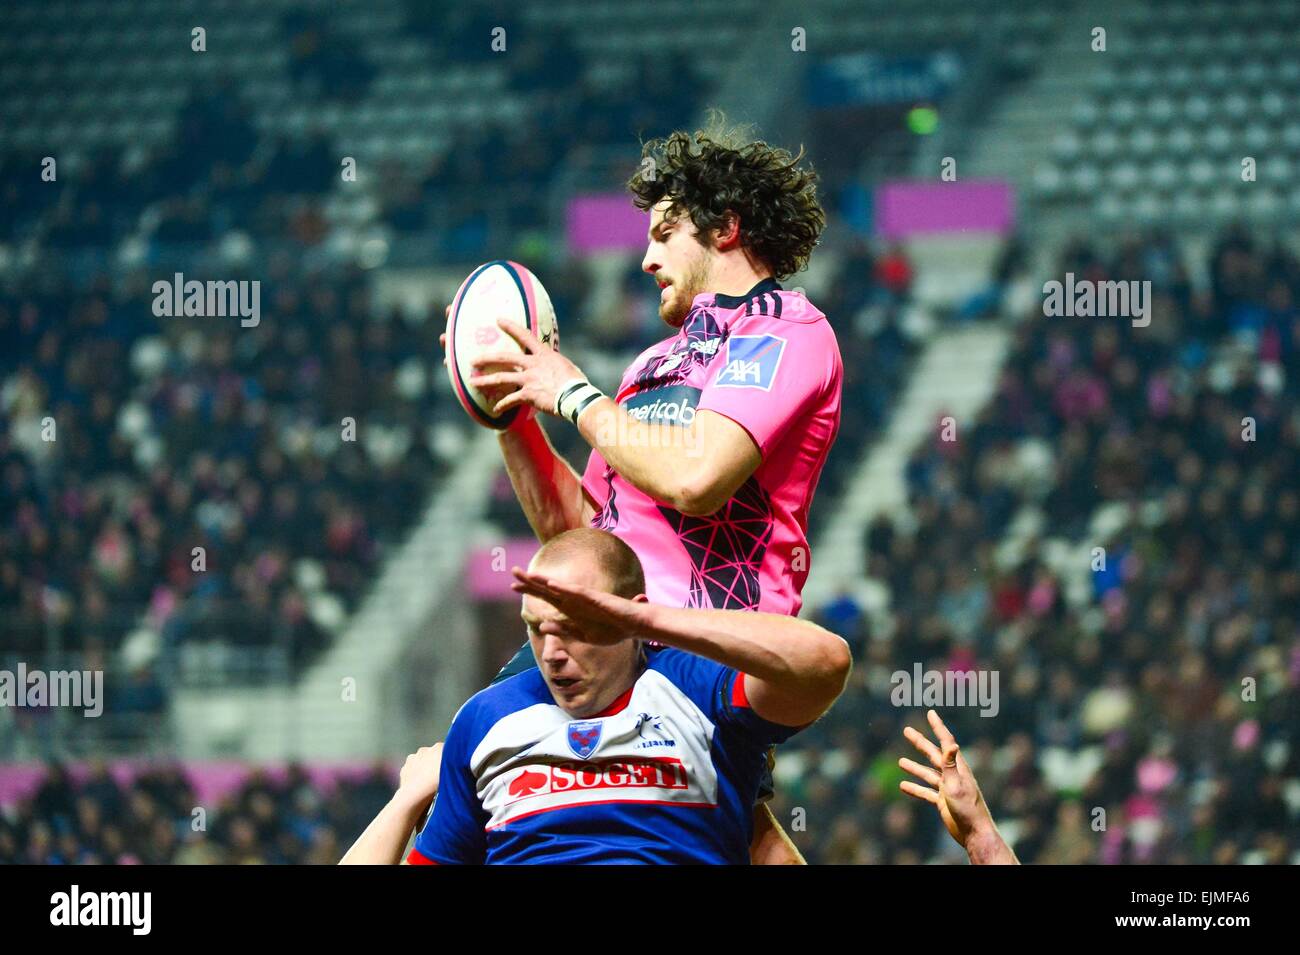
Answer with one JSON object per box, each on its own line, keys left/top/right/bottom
{"left": 627, "top": 115, "right": 825, "bottom": 281}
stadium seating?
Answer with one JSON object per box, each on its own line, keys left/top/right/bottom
{"left": 784, "top": 230, "right": 1299, "bottom": 863}
{"left": 0, "top": 0, "right": 729, "bottom": 737}
{"left": 2, "top": 0, "right": 1296, "bottom": 866}
{"left": 1033, "top": 0, "right": 1300, "bottom": 225}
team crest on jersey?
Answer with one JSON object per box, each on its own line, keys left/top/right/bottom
{"left": 714, "top": 334, "right": 787, "bottom": 390}
{"left": 567, "top": 720, "right": 603, "bottom": 759}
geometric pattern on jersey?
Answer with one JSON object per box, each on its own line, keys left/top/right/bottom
{"left": 657, "top": 476, "right": 773, "bottom": 611}
{"left": 628, "top": 279, "right": 784, "bottom": 394}
{"left": 631, "top": 305, "right": 725, "bottom": 389}
{"left": 592, "top": 463, "right": 619, "bottom": 531}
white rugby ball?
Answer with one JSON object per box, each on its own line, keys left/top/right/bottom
{"left": 446, "top": 260, "right": 558, "bottom": 429}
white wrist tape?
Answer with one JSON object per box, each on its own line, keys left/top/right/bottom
{"left": 555, "top": 378, "right": 604, "bottom": 425}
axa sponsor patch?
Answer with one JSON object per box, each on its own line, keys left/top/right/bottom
{"left": 714, "top": 334, "right": 787, "bottom": 390}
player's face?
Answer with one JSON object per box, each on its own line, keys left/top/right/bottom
{"left": 522, "top": 591, "right": 641, "bottom": 719}
{"left": 642, "top": 198, "right": 715, "bottom": 329}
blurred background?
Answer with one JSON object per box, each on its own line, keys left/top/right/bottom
{"left": 1, "top": 0, "right": 1297, "bottom": 864}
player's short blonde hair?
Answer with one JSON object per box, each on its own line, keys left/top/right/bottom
{"left": 531, "top": 528, "right": 646, "bottom": 600}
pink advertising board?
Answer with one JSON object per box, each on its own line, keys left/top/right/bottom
{"left": 464, "top": 537, "right": 542, "bottom": 599}
{"left": 874, "top": 179, "right": 1015, "bottom": 239}
{"left": 0, "top": 760, "right": 391, "bottom": 809}
{"left": 567, "top": 194, "right": 649, "bottom": 253}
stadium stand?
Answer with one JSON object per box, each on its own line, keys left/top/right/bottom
{"left": 1, "top": 0, "right": 1297, "bottom": 867}
{"left": 1032, "top": 0, "right": 1300, "bottom": 226}
{"left": 783, "top": 230, "right": 1300, "bottom": 863}
{"left": 0, "top": 759, "right": 396, "bottom": 864}
{"left": 0, "top": 0, "right": 733, "bottom": 745}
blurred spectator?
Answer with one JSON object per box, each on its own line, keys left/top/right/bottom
{"left": 777, "top": 230, "right": 1300, "bottom": 864}
{"left": 0, "top": 762, "right": 400, "bottom": 865}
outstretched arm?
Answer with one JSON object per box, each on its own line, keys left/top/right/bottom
{"left": 340, "top": 743, "right": 443, "bottom": 865}
{"left": 498, "top": 415, "right": 596, "bottom": 541}
{"left": 634, "top": 602, "right": 850, "bottom": 728}
{"left": 898, "top": 710, "right": 1019, "bottom": 865}
{"left": 510, "top": 568, "right": 851, "bottom": 728}
{"left": 471, "top": 319, "right": 761, "bottom": 517}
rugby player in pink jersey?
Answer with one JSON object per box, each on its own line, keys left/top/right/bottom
{"left": 456, "top": 121, "right": 841, "bottom": 864}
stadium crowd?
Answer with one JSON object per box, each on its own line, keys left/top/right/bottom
{"left": 2, "top": 2, "right": 717, "bottom": 737}
{"left": 1, "top": 270, "right": 447, "bottom": 677}
{"left": 3, "top": 0, "right": 1296, "bottom": 867}
{"left": 2, "top": 78, "right": 437, "bottom": 693}
{"left": 780, "top": 227, "right": 1300, "bottom": 864}
{"left": 5, "top": 230, "right": 1296, "bottom": 864}
{"left": 0, "top": 762, "right": 392, "bottom": 865}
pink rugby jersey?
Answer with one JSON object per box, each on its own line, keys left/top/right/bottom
{"left": 583, "top": 278, "right": 842, "bottom": 617}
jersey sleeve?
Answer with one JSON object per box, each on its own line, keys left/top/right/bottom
{"left": 696, "top": 314, "right": 837, "bottom": 458}
{"left": 410, "top": 705, "right": 488, "bottom": 864}
{"left": 654, "top": 649, "right": 802, "bottom": 747}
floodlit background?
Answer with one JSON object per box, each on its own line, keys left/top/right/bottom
{"left": 1, "top": 0, "right": 1297, "bottom": 864}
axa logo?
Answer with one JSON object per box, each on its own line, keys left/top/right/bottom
{"left": 722, "top": 360, "right": 761, "bottom": 383}
{"left": 714, "top": 334, "right": 786, "bottom": 390}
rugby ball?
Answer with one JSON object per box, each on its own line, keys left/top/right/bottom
{"left": 446, "top": 260, "right": 558, "bottom": 429}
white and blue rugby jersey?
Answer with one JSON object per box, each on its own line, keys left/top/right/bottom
{"left": 408, "top": 647, "right": 801, "bottom": 865}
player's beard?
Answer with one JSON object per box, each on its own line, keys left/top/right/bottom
{"left": 659, "top": 254, "right": 712, "bottom": 328}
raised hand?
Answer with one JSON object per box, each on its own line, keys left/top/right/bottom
{"left": 396, "top": 741, "right": 444, "bottom": 812}
{"left": 898, "top": 710, "right": 1015, "bottom": 864}
{"left": 470, "top": 318, "right": 586, "bottom": 418}
{"left": 509, "top": 566, "right": 648, "bottom": 646}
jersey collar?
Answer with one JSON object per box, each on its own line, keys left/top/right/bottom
{"left": 707, "top": 277, "right": 782, "bottom": 310}
{"left": 590, "top": 683, "right": 635, "bottom": 718}
{"left": 586, "top": 651, "right": 649, "bottom": 718}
